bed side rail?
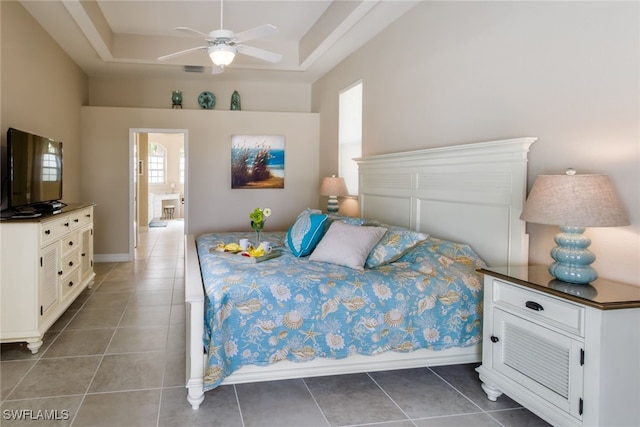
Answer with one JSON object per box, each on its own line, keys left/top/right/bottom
{"left": 184, "top": 234, "right": 205, "bottom": 409}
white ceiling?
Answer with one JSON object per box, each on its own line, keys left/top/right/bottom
{"left": 20, "top": 0, "right": 418, "bottom": 83}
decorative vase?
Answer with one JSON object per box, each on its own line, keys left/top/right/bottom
{"left": 254, "top": 229, "right": 262, "bottom": 246}
{"left": 231, "top": 90, "right": 241, "bottom": 110}
{"left": 172, "top": 91, "right": 182, "bottom": 108}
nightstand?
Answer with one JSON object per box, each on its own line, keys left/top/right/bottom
{"left": 476, "top": 266, "right": 640, "bottom": 427}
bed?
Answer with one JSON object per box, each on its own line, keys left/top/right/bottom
{"left": 185, "top": 137, "right": 536, "bottom": 409}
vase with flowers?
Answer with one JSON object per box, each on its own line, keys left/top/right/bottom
{"left": 249, "top": 207, "right": 271, "bottom": 245}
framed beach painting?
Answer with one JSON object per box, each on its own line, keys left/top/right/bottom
{"left": 231, "top": 134, "right": 285, "bottom": 189}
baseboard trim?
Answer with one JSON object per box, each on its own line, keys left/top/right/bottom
{"left": 94, "top": 253, "right": 132, "bottom": 262}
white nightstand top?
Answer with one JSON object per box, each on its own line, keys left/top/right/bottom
{"left": 481, "top": 266, "right": 640, "bottom": 310}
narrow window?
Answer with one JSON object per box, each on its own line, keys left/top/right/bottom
{"left": 179, "top": 148, "right": 185, "bottom": 184}
{"left": 339, "top": 80, "right": 362, "bottom": 195}
{"left": 42, "top": 142, "right": 59, "bottom": 182}
{"left": 148, "top": 143, "right": 166, "bottom": 184}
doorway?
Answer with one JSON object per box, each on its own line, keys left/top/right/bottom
{"left": 129, "top": 129, "right": 188, "bottom": 253}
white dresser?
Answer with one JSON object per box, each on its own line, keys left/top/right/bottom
{"left": 0, "top": 203, "right": 95, "bottom": 353}
{"left": 477, "top": 266, "right": 640, "bottom": 427}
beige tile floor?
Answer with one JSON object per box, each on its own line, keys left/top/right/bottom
{"left": 1, "top": 220, "right": 549, "bottom": 426}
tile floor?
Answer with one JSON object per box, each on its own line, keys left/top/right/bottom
{"left": 1, "top": 221, "right": 550, "bottom": 426}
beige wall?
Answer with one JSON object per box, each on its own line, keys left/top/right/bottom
{"left": 0, "top": 1, "right": 88, "bottom": 209}
{"left": 312, "top": 1, "right": 639, "bottom": 285}
{"left": 81, "top": 107, "right": 319, "bottom": 259}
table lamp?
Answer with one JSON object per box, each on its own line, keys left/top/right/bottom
{"left": 320, "top": 175, "right": 348, "bottom": 213}
{"left": 520, "top": 169, "right": 629, "bottom": 284}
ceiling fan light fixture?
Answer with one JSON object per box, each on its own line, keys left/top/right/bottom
{"left": 208, "top": 45, "right": 236, "bottom": 66}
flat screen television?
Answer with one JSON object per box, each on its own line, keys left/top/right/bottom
{"left": 8, "top": 127, "right": 63, "bottom": 210}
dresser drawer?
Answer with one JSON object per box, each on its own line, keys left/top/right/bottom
{"left": 61, "top": 233, "right": 81, "bottom": 257}
{"left": 60, "top": 266, "right": 82, "bottom": 300}
{"left": 69, "top": 207, "right": 93, "bottom": 229}
{"left": 493, "top": 279, "right": 585, "bottom": 336}
{"left": 40, "top": 215, "right": 72, "bottom": 246}
{"left": 60, "top": 248, "right": 81, "bottom": 278}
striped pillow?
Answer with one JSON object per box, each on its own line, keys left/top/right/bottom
{"left": 287, "top": 210, "right": 328, "bottom": 257}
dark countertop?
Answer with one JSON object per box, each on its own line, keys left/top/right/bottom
{"left": 481, "top": 265, "right": 640, "bottom": 310}
{"left": 0, "top": 203, "right": 95, "bottom": 222}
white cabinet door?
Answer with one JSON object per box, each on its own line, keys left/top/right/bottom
{"left": 492, "top": 308, "right": 584, "bottom": 420}
{"left": 80, "top": 225, "right": 94, "bottom": 284}
{"left": 39, "top": 242, "right": 60, "bottom": 319}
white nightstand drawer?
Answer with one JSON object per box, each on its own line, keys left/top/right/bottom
{"left": 493, "top": 279, "right": 585, "bottom": 336}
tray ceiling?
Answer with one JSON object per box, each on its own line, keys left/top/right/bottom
{"left": 20, "top": 0, "right": 418, "bottom": 83}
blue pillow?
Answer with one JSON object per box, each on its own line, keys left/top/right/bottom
{"left": 365, "top": 225, "right": 429, "bottom": 268}
{"left": 287, "top": 211, "right": 328, "bottom": 257}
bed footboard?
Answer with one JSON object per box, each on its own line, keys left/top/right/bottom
{"left": 185, "top": 234, "right": 205, "bottom": 410}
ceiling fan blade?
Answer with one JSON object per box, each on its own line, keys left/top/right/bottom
{"left": 236, "top": 44, "right": 282, "bottom": 63}
{"left": 235, "top": 24, "right": 278, "bottom": 43}
{"left": 158, "top": 46, "right": 207, "bottom": 61}
{"left": 173, "top": 26, "right": 212, "bottom": 39}
{"left": 211, "top": 65, "right": 224, "bottom": 75}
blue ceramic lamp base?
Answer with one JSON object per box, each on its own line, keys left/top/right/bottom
{"left": 548, "top": 226, "right": 597, "bottom": 285}
{"left": 326, "top": 196, "right": 339, "bottom": 214}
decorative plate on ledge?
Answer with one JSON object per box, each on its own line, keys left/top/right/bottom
{"left": 198, "top": 91, "right": 216, "bottom": 109}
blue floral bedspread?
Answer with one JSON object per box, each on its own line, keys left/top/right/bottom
{"left": 196, "top": 231, "right": 486, "bottom": 390}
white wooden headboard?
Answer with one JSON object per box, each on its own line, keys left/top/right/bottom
{"left": 356, "top": 137, "right": 537, "bottom": 267}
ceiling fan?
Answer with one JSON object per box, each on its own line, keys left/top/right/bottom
{"left": 157, "top": 0, "right": 282, "bottom": 74}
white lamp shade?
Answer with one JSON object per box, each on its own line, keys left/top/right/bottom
{"left": 320, "top": 176, "right": 348, "bottom": 197}
{"left": 208, "top": 45, "right": 236, "bottom": 66}
{"left": 520, "top": 173, "right": 629, "bottom": 227}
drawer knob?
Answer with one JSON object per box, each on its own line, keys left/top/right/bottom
{"left": 68, "top": 281, "right": 74, "bottom": 287}
{"left": 490, "top": 335, "right": 500, "bottom": 343}
{"left": 525, "top": 300, "right": 544, "bottom": 311}
{"left": 69, "top": 241, "right": 74, "bottom": 246}
{"left": 58, "top": 270, "right": 63, "bottom": 276}
{"left": 68, "top": 261, "right": 74, "bottom": 267}
{"left": 74, "top": 219, "right": 79, "bottom": 223}
{"left": 64, "top": 222, "right": 69, "bottom": 227}
{"left": 45, "top": 230, "right": 51, "bottom": 235}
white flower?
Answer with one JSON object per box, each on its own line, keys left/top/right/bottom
{"left": 424, "top": 328, "right": 440, "bottom": 343}
{"left": 225, "top": 340, "right": 238, "bottom": 357}
{"left": 326, "top": 333, "right": 345, "bottom": 350}
{"left": 373, "top": 283, "right": 392, "bottom": 300}
{"left": 270, "top": 284, "right": 291, "bottom": 302}
{"left": 462, "top": 274, "right": 481, "bottom": 291}
{"left": 263, "top": 208, "right": 272, "bottom": 217}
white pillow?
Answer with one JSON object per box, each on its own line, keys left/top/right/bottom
{"left": 309, "top": 221, "right": 387, "bottom": 271}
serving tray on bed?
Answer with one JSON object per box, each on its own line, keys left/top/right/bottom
{"left": 209, "top": 248, "right": 282, "bottom": 263}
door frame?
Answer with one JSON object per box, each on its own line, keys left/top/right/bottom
{"left": 128, "top": 128, "right": 189, "bottom": 256}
